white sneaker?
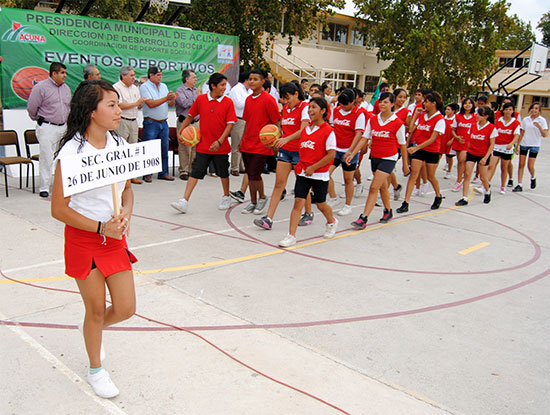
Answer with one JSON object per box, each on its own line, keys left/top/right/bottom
{"left": 324, "top": 217, "right": 338, "bottom": 239}
{"left": 253, "top": 197, "right": 268, "bottom": 215}
{"left": 338, "top": 204, "right": 352, "bottom": 216}
{"left": 420, "top": 183, "right": 429, "bottom": 196}
{"left": 413, "top": 188, "right": 421, "bottom": 197}
{"left": 500, "top": 187, "right": 506, "bottom": 195}
{"left": 170, "top": 198, "right": 188, "bottom": 213}
{"left": 354, "top": 183, "right": 364, "bottom": 198}
{"left": 375, "top": 197, "right": 382, "bottom": 207}
{"left": 218, "top": 195, "right": 232, "bottom": 210}
{"left": 241, "top": 202, "right": 256, "bottom": 214}
{"left": 78, "top": 321, "right": 105, "bottom": 362}
{"left": 327, "top": 197, "right": 340, "bottom": 208}
{"left": 87, "top": 368, "right": 119, "bottom": 399}
{"left": 444, "top": 171, "right": 452, "bottom": 179}
{"left": 367, "top": 174, "right": 373, "bottom": 181}
{"left": 473, "top": 185, "right": 484, "bottom": 194}
{"left": 279, "top": 234, "right": 296, "bottom": 247}
{"left": 471, "top": 176, "right": 480, "bottom": 184}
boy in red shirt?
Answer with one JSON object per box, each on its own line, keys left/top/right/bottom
{"left": 171, "top": 73, "right": 237, "bottom": 213}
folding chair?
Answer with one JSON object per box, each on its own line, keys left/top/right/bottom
{"left": 0, "top": 130, "right": 35, "bottom": 197}
{"left": 24, "top": 129, "right": 39, "bottom": 189}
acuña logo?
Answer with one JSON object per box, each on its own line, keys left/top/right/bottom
{"left": 2, "top": 21, "right": 46, "bottom": 43}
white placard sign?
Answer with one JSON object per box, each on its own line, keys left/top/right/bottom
{"left": 59, "top": 141, "right": 162, "bottom": 197}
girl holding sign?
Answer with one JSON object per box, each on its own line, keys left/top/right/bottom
{"left": 52, "top": 80, "right": 136, "bottom": 399}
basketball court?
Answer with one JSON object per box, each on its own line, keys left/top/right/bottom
{"left": 1, "top": 149, "right": 549, "bottom": 414}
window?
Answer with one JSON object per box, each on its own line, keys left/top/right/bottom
{"left": 499, "top": 57, "right": 513, "bottom": 67}
{"left": 322, "top": 23, "right": 348, "bottom": 44}
{"left": 514, "top": 57, "right": 529, "bottom": 68}
{"left": 531, "top": 96, "right": 549, "bottom": 108}
{"left": 351, "top": 28, "right": 365, "bottom": 46}
{"left": 364, "top": 76, "right": 379, "bottom": 93}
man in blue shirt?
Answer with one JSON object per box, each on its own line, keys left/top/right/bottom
{"left": 140, "top": 66, "right": 178, "bottom": 182}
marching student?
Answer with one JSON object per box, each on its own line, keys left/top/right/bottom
{"left": 389, "top": 88, "right": 409, "bottom": 200}
{"left": 488, "top": 102, "right": 520, "bottom": 194}
{"left": 254, "top": 82, "right": 309, "bottom": 230}
{"left": 352, "top": 88, "right": 371, "bottom": 197}
{"left": 326, "top": 88, "right": 366, "bottom": 216}
{"left": 346, "top": 92, "right": 409, "bottom": 229}
{"left": 51, "top": 80, "right": 136, "bottom": 399}
{"left": 495, "top": 96, "right": 521, "bottom": 187}
{"left": 455, "top": 106, "right": 498, "bottom": 206}
{"left": 238, "top": 69, "right": 281, "bottom": 215}
{"left": 442, "top": 103, "right": 459, "bottom": 179}
{"left": 512, "top": 102, "right": 548, "bottom": 192}
{"left": 407, "top": 88, "right": 432, "bottom": 196}
{"left": 397, "top": 91, "right": 446, "bottom": 213}
{"left": 450, "top": 97, "right": 476, "bottom": 192}
{"left": 170, "top": 73, "right": 237, "bottom": 213}
{"left": 279, "top": 97, "right": 338, "bottom": 247}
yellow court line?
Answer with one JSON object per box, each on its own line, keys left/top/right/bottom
{"left": 0, "top": 276, "right": 70, "bottom": 284}
{"left": 459, "top": 242, "right": 490, "bottom": 255}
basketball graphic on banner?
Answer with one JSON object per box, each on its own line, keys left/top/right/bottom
{"left": 11, "top": 67, "right": 50, "bottom": 101}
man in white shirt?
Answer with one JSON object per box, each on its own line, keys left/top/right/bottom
{"left": 113, "top": 66, "right": 145, "bottom": 184}
{"left": 228, "top": 71, "right": 251, "bottom": 176}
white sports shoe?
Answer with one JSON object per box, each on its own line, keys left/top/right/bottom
{"left": 241, "top": 202, "right": 256, "bottom": 214}
{"left": 420, "top": 183, "right": 430, "bottom": 196}
{"left": 327, "top": 197, "right": 340, "bottom": 208}
{"left": 471, "top": 176, "right": 480, "bottom": 184}
{"left": 473, "top": 185, "right": 484, "bottom": 194}
{"left": 87, "top": 368, "right": 119, "bottom": 399}
{"left": 413, "top": 188, "right": 421, "bottom": 197}
{"left": 253, "top": 197, "right": 268, "bottom": 215}
{"left": 78, "top": 321, "right": 105, "bottom": 362}
{"left": 170, "top": 198, "right": 188, "bottom": 213}
{"left": 279, "top": 234, "right": 296, "bottom": 247}
{"left": 338, "top": 204, "right": 352, "bottom": 216}
{"left": 354, "top": 183, "right": 364, "bottom": 198}
{"left": 218, "top": 195, "right": 232, "bottom": 210}
{"left": 500, "top": 187, "right": 506, "bottom": 195}
{"left": 444, "top": 171, "right": 452, "bottom": 179}
{"left": 324, "top": 217, "right": 338, "bottom": 239}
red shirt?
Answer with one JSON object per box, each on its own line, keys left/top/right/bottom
{"left": 414, "top": 112, "right": 445, "bottom": 153}
{"left": 452, "top": 113, "right": 476, "bottom": 152}
{"left": 441, "top": 116, "right": 455, "bottom": 154}
{"left": 495, "top": 110, "right": 519, "bottom": 120}
{"left": 494, "top": 118, "right": 521, "bottom": 145}
{"left": 332, "top": 105, "right": 365, "bottom": 150}
{"left": 395, "top": 106, "right": 410, "bottom": 123}
{"left": 281, "top": 100, "right": 308, "bottom": 152}
{"left": 469, "top": 122, "right": 498, "bottom": 157}
{"left": 241, "top": 91, "right": 281, "bottom": 155}
{"left": 372, "top": 99, "right": 381, "bottom": 115}
{"left": 189, "top": 94, "right": 237, "bottom": 154}
{"left": 295, "top": 122, "right": 335, "bottom": 176}
{"left": 368, "top": 115, "right": 405, "bottom": 159}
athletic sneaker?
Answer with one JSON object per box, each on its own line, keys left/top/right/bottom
{"left": 431, "top": 196, "right": 443, "bottom": 210}
{"left": 279, "top": 234, "right": 296, "bottom": 247}
{"left": 507, "top": 179, "right": 514, "bottom": 188}
{"left": 375, "top": 197, "right": 383, "bottom": 207}
{"left": 253, "top": 216, "right": 273, "bottom": 230}
{"left": 230, "top": 190, "right": 245, "bottom": 203}
{"left": 367, "top": 174, "right": 373, "bottom": 181}
{"left": 87, "top": 368, "right": 119, "bottom": 399}
{"left": 241, "top": 202, "right": 256, "bottom": 214}
{"left": 512, "top": 184, "right": 523, "bottom": 192}
{"left": 298, "top": 212, "right": 314, "bottom": 226}
{"left": 324, "top": 217, "right": 338, "bottom": 239}
{"left": 327, "top": 197, "right": 340, "bottom": 208}
{"left": 500, "top": 187, "right": 506, "bottom": 195}
{"left": 531, "top": 178, "right": 537, "bottom": 189}
{"left": 396, "top": 201, "right": 409, "bottom": 213}
{"left": 455, "top": 198, "right": 468, "bottom": 206}
{"left": 218, "top": 196, "right": 232, "bottom": 210}
{"left": 451, "top": 181, "right": 463, "bottom": 192}
{"left": 412, "top": 188, "right": 421, "bottom": 197}
{"left": 444, "top": 171, "right": 452, "bottom": 179}
{"left": 170, "top": 198, "right": 188, "bottom": 214}
{"left": 351, "top": 214, "right": 368, "bottom": 229}
{"left": 471, "top": 176, "right": 480, "bottom": 184}
{"left": 338, "top": 204, "right": 352, "bottom": 216}
{"left": 393, "top": 184, "right": 402, "bottom": 201}
{"left": 354, "top": 183, "right": 364, "bottom": 198}
{"left": 253, "top": 197, "right": 268, "bottom": 215}
{"left": 78, "top": 321, "right": 105, "bottom": 362}
{"left": 379, "top": 208, "right": 393, "bottom": 223}
{"left": 483, "top": 192, "right": 491, "bottom": 204}
{"left": 473, "top": 185, "right": 484, "bottom": 194}
{"left": 420, "top": 183, "right": 429, "bottom": 196}
{"left": 280, "top": 189, "right": 287, "bottom": 200}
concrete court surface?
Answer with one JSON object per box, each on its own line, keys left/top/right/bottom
{"left": 0, "top": 145, "right": 549, "bottom": 415}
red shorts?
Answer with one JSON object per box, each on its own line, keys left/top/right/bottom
{"left": 64, "top": 225, "right": 137, "bottom": 280}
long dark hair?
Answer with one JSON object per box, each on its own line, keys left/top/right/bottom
{"left": 280, "top": 82, "right": 305, "bottom": 101}
{"left": 424, "top": 91, "right": 443, "bottom": 113}
{"left": 459, "top": 97, "right": 475, "bottom": 115}
{"left": 56, "top": 80, "right": 121, "bottom": 155}
{"left": 309, "top": 97, "right": 329, "bottom": 121}
{"left": 477, "top": 105, "right": 495, "bottom": 124}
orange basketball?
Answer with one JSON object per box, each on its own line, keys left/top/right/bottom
{"left": 179, "top": 125, "right": 201, "bottom": 147}
{"left": 11, "top": 67, "right": 49, "bottom": 101}
{"left": 259, "top": 124, "right": 281, "bottom": 148}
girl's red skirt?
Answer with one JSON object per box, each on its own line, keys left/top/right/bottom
{"left": 64, "top": 225, "right": 137, "bottom": 280}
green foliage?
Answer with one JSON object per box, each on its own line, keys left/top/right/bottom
{"left": 498, "top": 15, "right": 535, "bottom": 50}
{"left": 538, "top": 12, "right": 550, "bottom": 47}
{"left": 353, "top": 0, "right": 529, "bottom": 100}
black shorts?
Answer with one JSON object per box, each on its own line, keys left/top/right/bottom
{"left": 370, "top": 157, "right": 396, "bottom": 174}
{"left": 332, "top": 151, "right": 358, "bottom": 171}
{"left": 241, "top": 152, "right": 268, "bottom": 181}
{"left": 493, "top": 151, "right": 512, "bottom": 161}
{"left": 294, "top": 175, "right": 329, "bottom": 203}
{"left": 190, "top": 152, "right": 230, "bottom": 179}
{"left": 466, "top": 152, "right": 491, "bottom": 166}
{"left": 410, "top": 148, "right": 440, "bottom": 164}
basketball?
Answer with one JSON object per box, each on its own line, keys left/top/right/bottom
{"left": 179, "top": 125, "right": 201, "bottom": 147}
{"left": 11, "top": 67, "right": 49, "bottom": 101}
{"left": 259, "top": 124, "right": 281, "bottom": 147}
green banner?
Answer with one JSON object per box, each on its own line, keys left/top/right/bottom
{"left": 0, "top": 7, "right": 240, "bottom": 109}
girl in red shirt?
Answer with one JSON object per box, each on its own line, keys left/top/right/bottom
{"left": 455, "top": 106, "right": 498, "bottom": 206}
{"left": 442, "top": 103, "right": 459, "bottom": 179}
{"left": 451, "top": 97, "right": 476, "bottom": 192}
{"left": 279, "top": 97, "right": 338, "bottom": 247}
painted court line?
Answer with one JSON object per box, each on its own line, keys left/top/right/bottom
{"left": 459, "top": 242, "right": 490, "bottom": 255}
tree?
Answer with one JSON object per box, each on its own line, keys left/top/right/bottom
{"left": 5, "top": 0, "right": 344, "bottom": 69}
{"left": 353, "top": 0, "right": 527, "bottom": 100}
{"left": 498, "top": 15, "right": 535, "bottom": 50}
{"left": 538, "top": 12, "right": 550, "bottom": 47}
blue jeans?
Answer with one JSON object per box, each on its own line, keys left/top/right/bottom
{"left": 142, "top": 119, "right": 169, "bottom": 177}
